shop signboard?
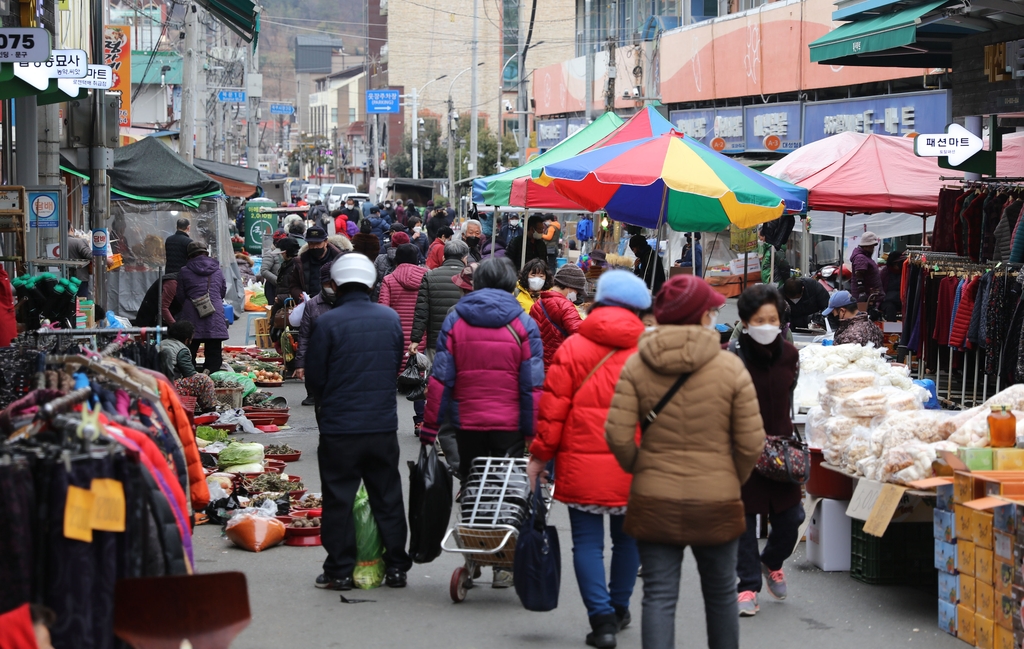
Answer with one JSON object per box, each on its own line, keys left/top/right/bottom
{"left": 13, "top": 49, "right": 87, "bottom": 90}
{"left": 914, "top": 123, "right": 983, "bottom": 167}
{"left": 27, "top": 189, "right": 59, "bottom": 228}
{"left": 536, "top": 118, "right": 567, "bottom": 149}
{"left": 566, "top": 117, "right": 587, "bottom": 138}
{"left": 669, "top": 108, "right": 715, "bottom": 147}
{"left": 244, "top": 198, "right": 276, "bottom": 254}
{"left": 745, "top": 103, "right": 802, "bottom": 152}
{"left": 802, "top": 90, "right": 949, "bottom": 145}
{"left": 103, "top": 26, "right": 131, "bottom": 127}
{"left": 0, "top": 27, "right": 50, "bottom": 62}
{"left": 668, "top": 107, "right": 745, "bottom": 152}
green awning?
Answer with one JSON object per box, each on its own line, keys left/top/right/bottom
{"left": 131, "top": 51, "right": 183, "bottom": 85}
{"left": 809, "top": 0, "right": 946, "bottom": 63}
{"left": 198, "top": 0, "right": 260, "bottom": 45}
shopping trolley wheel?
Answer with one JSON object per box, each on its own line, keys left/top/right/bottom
{"left": 450, "top": 567, "right": 471, "bottom": 603}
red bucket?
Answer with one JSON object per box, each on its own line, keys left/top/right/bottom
{"left": 806, "top": 448, "right": 853, "bottom": 500}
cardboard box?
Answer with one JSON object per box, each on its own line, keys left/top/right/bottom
{"left": 940, "top": 571, "right": 961, "bottom": 603}
{"left": 978, "top": 582, "right": 995, "bottom": 618}
{"left": 959, "top": 604, "right": 977, "bottom": 644}
{"left": 958, "top": 505, "right": 976, "bottom": 540}
{"left": 807, "top": 499, "right": 851, "bottom": 571}
{"left": 960, "top": 448, "right": 995, "bottom": 471}
{"left": 956, "top": 472, "right": 980, "bottom": 504}
{"left": 978, "top": 546, "right": 995, "bottom": 584}
{"left": 995, "top": 624, "right": 1014, "bottom": 649}
{"left": 993, "top": 449, "right": 1024, "bottom": 471}
{"left": 935, "top": 508, "right": 957, "bottom": 542}
{"left": 938, "top": 483, "right": 955, "bottom": 512}
{"left": 961, "top": 540, "right": 977, "bottom": 577}
{"left": 963, "top": 574, "right": 978, "bottom": 609}
{"left": 996, "top": 592, "right": 1014, "bottom": 629}
{"left": 729, "top": 255, "right": 761, "bottom": 275}
{"left": 996, "top": 559, "right": 1014, "bottom": 595}
{"left": 977, "top": 614, "right": 995, "bottom": 649}
{"left": 976, "top": 510, "right": 995, "bottom": 548}
{"left": 993, "top": 502, "right": 1015, "bottom": 534}
{"left": 936, "top": 540, "right": 959, "bottom": 574}
{"left": 995, "top": 531, "right": 1013, "bottom": 562}
{"left": 939, "top": 599, "right": 958, "bottom": 636}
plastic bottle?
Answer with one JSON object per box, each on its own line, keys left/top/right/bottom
{"left": 989, "top": 406, "right": 1016, "bottom": 448}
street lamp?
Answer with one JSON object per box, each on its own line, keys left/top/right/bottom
{"left": 404, "top": 74, "right": 447, "bottom": 180}
{"left": 447, "top": 62, "right": 484, "bottom": 204}
{"left": 495, "top": 41, "right": 543, "bottom": 173}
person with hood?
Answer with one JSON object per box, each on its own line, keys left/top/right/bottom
{"left": 294, "top": 258, "right": 342, "bottom": 406}
{"left": 308, "top": 200, "right": 329, "bottom": 227}
{"left": 781, "top": 276, "right": 830, "bottom": 330}
{"left": 306, "top": 254, "right": 413, "bottom": 592}
{"left": 426, "top": 226, "right": 454, "bottom": 270}
{"left": 730, "top": 284, "right": 801, "bottom": 617}
{"left": 351, "top": 219, "right": 382, "bottom": 260}
{"left": 527, "top": 270, "right": 650, "bottom": 649}
{"left": 405, "top": 199, "right": 420, "bottom": 222}
{"left": 260, "top": 232, "right": 290, "bottom": 304}
{"left": 604, "top": 274, "right": 765, "bottom": 648}
{"left": 461, "top": 218, "right": 484, "bottom": 263}
{"left": 530, "top": 264, "right": 587, "bottom": 368}
{"left": 163, "top": 217, "right": 193, "bottom": 275}
{"left": 379, "top": 244, "right": 429, "bottom": 434}
{"left": 175, "top": 241, "right": 229, "bottom": 373}
{"left": 372, "top": 231, "right": 410, "bottom": 302}
{"left": 628, "top": 234, "right": 665, "bottom": 295}
{"left": 273, "top": 237, "right": 301, "bottom": 305}
{"left": 516, "top": 258, "right": 552, "bottom": 313}
{"left": 367, "top": 205, "right": 391, "bottom": 247}
{"left": 159, "top": 320, "right": 217, "bottom": 413}
{"left": 507, "top": 215, "right": 549, "bottom": 271}
{"left": 824, "top": 290, "right": 885, "bottom": 348}
{"left": 419, "top": 256, "right": 544, "bottom": 588}
{"left": 499, "top": 212, "right": 523, "bottom": 248}
{"left": 879, "top": 248, "right": 906, "bottom": 321}
{"left": 409, "top": 239, "right": 469, "bottom": 358}
{"left": 133, "top": 273, "right": 182, "bottom": 326}
{"left": 289, "top": 226, "right": 342, "bottom": 302}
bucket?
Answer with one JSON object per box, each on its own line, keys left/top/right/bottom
{"left": 805, "top": 448, "right": 853, "bottom": 500}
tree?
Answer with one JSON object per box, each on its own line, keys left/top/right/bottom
{"left": 389, "top": 118, "right": 517, "bottom": 180}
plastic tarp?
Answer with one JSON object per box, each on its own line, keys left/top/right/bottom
{"left": 798, "top": 211, "right": 935, "bottom": 239}
{"left": 193, "top": 158, "right": 261, "bottom": 199}
{"left": 105, "top": 198, "right": 243, "bottom": 318}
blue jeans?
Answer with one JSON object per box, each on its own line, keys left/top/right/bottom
{"left": 568, "top": 508, "right": 640, "bottom": 619}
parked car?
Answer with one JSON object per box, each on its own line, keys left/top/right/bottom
{"left": 326, "top": 184, "right": 358, "bottom": 212}
{"left": 302, "top": 185, "right": 322, "bottom": 204}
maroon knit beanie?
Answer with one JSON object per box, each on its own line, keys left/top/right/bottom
{"left": 653, "top": 274, "right": 726, "bottom": 325}
{"left": 391, "top": 231, "right": 410, "bottom": 247}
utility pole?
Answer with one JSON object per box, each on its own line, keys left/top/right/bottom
{"left": 246, "top": 42, "right": 260, "bottom": 169}
{"left": 196, "top": 16, "right": 208, "bottom": 160}
{"left": 180, "top": 3, "right": 197, "bottom": 162}
{"left": 447, "top": 97, "right": 455, "bottom": 202}
{"left": 584, "top": 0, "right": 593, "bottom": 121}
{"left": 469, "top": 0, "right": 479, "bottom": 182}
{"left": 605, "top": 35, "right": 616, "bottom": 113}
{"left": 89, "top": 0, "right": 113, "bottom": 309}
{"left": 516, "top": 0, "right": 527, "bottom": 167}
{"left": 411, "top": 87, "right": 419, "bottom": 180}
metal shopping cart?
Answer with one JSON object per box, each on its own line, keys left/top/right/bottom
{"left": 441, "top": 456, "right": 544, "bottom": 602}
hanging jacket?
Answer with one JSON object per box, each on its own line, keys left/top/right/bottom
{"left": 411, "top": 258, "right": 465, "bottom": 350}
{"left": 175, "top": 254, "right": 228, "bottom": 340}
{"left": 530, "top": 306, "right": 643, "bottom": 508}
{"left": 963, "top": 192, "right": 987, "bottom": 261}
{"left": 950, "top": 277, "right": 980, "bottom": 350}
{"left": 529, "top": 290, "right": 583, "bottom": 367}
{"left": 576, "top": 217, "right": 594, "bottom": 242}
{"left": 982, "top": 193, "right": 1010, "bottom": 262}
{"left": 420, "top": 288, "right": 544, "bottom": 443}
{"left": 379, "top": 263, "right": 429, "bottom": 352}
{"left": 997, "top": 200, "right": 1024, "bottom": 262}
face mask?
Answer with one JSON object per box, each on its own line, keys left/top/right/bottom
{"left": 746, "top": 324, "right": 781, "bottom": 345}
{"left": 509, "top": 219, "right": 520, "bottom": 227}
{"left": 413, "top": 226, "right": 422, "bottom": 234}
{"left": 311, "top": 246, "right": 326, "bottom": 258}
{"left": 346, "top": 204, "right": 353, "bottom": 209}
{"left": 566, "top": 290, "right": 577, "bottom": 303}
{"left": 322, "top": 286, "right": 336, "bottom": 303}
{"left": 790, "top": 295, "right": 801, "bottom": 303}
{"left": 532, "top": 232, "right": 544, "bottom": 240}
{"left": 707, "top": 313, "right": 719, "bottom": 330}
{"left": 528, "top": 276, "right": 545, "bottom": 291}
{"left": 465, "top": 236, "right": 480, "bottom": 248}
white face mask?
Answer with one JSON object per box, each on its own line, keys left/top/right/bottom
{"left": 566, "top": 290, "right": 577, "bottom": 303}
{"left": 413, "top": 226, "right": 422, "bottom": 234}
{"left": 746, "top": 324, "right": 781, "bottom": 345}
{"left": 528, "top": 277, "right": 545, "bottom": 291}
{"left": 509, "top": 219, "right": 520, "bottom": 227}
{"left": 532, "top": 231, "right": 544, "bottom": 240}
{"left": 707, "top": 313, "right": 719, "bottom": 330}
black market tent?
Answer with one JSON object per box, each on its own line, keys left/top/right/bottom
{"left": 193, "top": 158, "right": 261, "bottom": 199}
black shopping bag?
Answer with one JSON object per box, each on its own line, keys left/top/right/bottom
{"left": 513, "top": 479, "right": 561, "bottom": 612}
{"left": 407, "top": 444, "right": 453, "bottom": 563}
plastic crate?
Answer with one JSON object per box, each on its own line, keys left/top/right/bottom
{"left": 850, "top": 519, "right": 937, "bottom": 587}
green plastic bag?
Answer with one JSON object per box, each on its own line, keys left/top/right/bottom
{"left": 209, "top": 371, "right": 258, "bottom": 398}
{"left": 353, "top": 484, "right": 385, "bottom": 589}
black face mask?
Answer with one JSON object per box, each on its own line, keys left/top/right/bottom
{"left": 311, "top": 246, "right": 327, "bottom": 259}
{"left": 465, "top": 236, "right": 480, "bottom": 248}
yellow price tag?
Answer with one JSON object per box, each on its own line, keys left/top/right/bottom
{"left": 64, "top": 485, "right": 95, "bottom": 542}
{"left": 90, "top": 478, "right": 126, "bottom": 532}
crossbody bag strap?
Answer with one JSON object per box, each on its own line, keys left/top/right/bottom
{"left": 641, "top": 372, "right": 693, "bottom": 434}
{"left": 537, "top": 299, "right": 569, "bottom": 338}
{"left": 575, "top": 349, "right": 617, "bottom": 396}
{"left": 505, "top": 323, "right": 522, "bottom": 347}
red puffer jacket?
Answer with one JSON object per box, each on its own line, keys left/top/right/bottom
{"left": 530, "top": 306, "right": 644, "bottom": 508}
{"left": 530, "top": 291, "right": 583, "bottom": 367}
{"left": 379, "top": 263, "right": 428, "bottom": 351}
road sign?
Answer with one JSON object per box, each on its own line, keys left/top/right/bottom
{"left": 269, "top": 103, "right": 294, "bottom": 115}
{"left": 366, "top": 89, "right": 400, "bottom": 114}
{"left": 0, "top": 28, "right": 50, "bottom": 62}
{"left": 914, "top": 123, "right": 983, "bottom": 167}
{"left": 14, "top": 49, "right": 87, "bottom": 90}
{"left": 28, "top": 190, "right": 59, "bottom": 228}
{"left": 218, "top": 90, "right": 246, "bottom": 103}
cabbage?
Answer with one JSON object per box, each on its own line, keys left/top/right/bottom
{"left": 218, "top": 442, "right": 264, "bottom": 468}
{"left": 223, "top": 462, "right": 265, "bottom": 474}
{"left": 197, "top": 425, "right": 229, "bottom": 442}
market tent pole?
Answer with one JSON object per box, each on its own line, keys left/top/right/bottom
{"left": 649, "top": 183, "right": 668, "bottom": 292}
{"left": 770, "top": 245, "right": 775, "bottom": 285}
{"left": 490, "top": 206, "right": 497, "bottom": 259}
{"left": 521, "top": 209, "right": 530, "bottom": 269}
{"left": 839, "top": 213, "right": 847, "bottom": 291}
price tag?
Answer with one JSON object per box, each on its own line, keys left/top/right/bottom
{"left": 0, "top": 28, "right": 51, "bottom": 63}
{"left": 863, "top": 484, "right": 908, "bottom": 536}
{"left": 90, "top": 478, "right": 126, "bottom": 532}
{"left": 64, "top": 485, "right": 95, "bottom": 542}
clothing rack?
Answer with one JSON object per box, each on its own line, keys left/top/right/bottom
{"left": 31, "top": 327, "right": 167, "bottom": 337}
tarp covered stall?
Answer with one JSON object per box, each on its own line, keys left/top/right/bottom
{"left": 193, "top": 158, "right": 261, "bottom": 199}
{"left": 801, "top": 212, "right": 936, "bottom": 240}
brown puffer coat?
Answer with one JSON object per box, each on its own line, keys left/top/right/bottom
{"left": 605, "top": 325, "right": 766, "bottom": 547}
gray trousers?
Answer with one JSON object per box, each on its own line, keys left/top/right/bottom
{"left": 637, "top": 539, "right": 740, "bottom": 649}
{"left": 425, "top": 346, "right": 461, "bottom": 477}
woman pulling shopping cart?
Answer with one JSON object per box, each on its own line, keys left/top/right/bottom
{"left": 420, "top": 257, "right": 545, "bottom": 589}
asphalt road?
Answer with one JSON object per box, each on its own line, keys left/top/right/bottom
{"left": 199, "top": 320, "right": 960, "bottom": 649}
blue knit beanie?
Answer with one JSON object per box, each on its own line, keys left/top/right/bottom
{"left": 594, "top": 270, "right": 652, "bottom": 310}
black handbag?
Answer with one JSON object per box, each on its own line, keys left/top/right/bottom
{"left": 407, "top": 444, "right": 453, "bottom": 563}
{"left": 513, "top": 478, "right": 561, "bottom": 612}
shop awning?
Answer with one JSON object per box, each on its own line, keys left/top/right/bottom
{"left": 131, "top": 51, "right": 183, "bottom": 85}
{"left": 808, "top": 0, "right": 947, "bottom": 63}
{"left": 197, "top": 0, "right": 260, "bottom": 44}
{"left": 193, "top": 158, "right": 261, "bottom": 198}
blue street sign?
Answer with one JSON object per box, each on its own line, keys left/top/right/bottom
{"left": 269, "top": 103, "right": 294, "bottom": 115}
{"left": 218, "top": 90, "right": 246, "bottom": 103}
{"left": 366, "top": 89, "right": 399, "bottom": 114}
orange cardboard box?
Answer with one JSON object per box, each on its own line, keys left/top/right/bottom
{"left": 975, "top": 510, "right": 995, "bottom": 549}
{"left": 963, "top": 574, "right": 977, "bottom": 609}
{"left": 977, "top": 582, "right": 994, "bottom": 618}
{"left": 961, "top": 541, "right": 977, "bottom": 577}
{"left": 995, "top": 624, "right": 1014, "bottom": 649}
{"left": 976, "top": 614, "right": 994, "bottom": 649}
{"left": 958, "top": 505, "right": 977, "bottom": 539}
{"left": 959, "top": 604, "right": 976, "bottom": 644}
{"left": 978, "top": 547, "right": 995, "bottom": 585}
{"left": 995, "top": 531, "right": 1013, "bottom": 562}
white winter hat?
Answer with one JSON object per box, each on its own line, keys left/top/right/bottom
{"left": 330, "top": 253, "right": 376, "bottom": 288}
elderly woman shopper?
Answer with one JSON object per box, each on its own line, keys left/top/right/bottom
{"left": 175, "top": 241, "right": 229, "bottom": 373}
{"left": 516, "top": 258, "right": 551, "bottom": 313}
{"left": 530, "top": 264, "right": 587, "bottom": 367}
{"left": 379, "top": 244, "right": 429, "bottom": 435}
{"left": 159, "top": 320, "right": 217, "bottom": 413}
{"left": 605, "top": 274, "right": 766, "bottom": 649}
{"left": 528, "top": 270, "right": 650, "bottom": 649}
{"left": 732, "top": 284, "right": 802, "bottom": 617}
{"left": 419, "top": 257, "right": 544, "bottom": 588}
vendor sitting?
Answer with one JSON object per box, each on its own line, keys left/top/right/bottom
{"left": 823, "top": 290, "right": 885, "bottom": 348}
{"left": 673, "top": 232, "right": 703, "bottom": 276}
{"left": 160, "top": 320, "right": 217, "bottom": 413}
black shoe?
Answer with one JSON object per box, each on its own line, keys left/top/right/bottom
{"left": 385, "top": 568, "right": 407, "bottom": 588}
{"left": 614, "top": 606, "right": 632, "bottom": 631}
{"left": 301, "top": 396, "right": 316, "bottom": 406}
{"left": 314, "top": 573, "right": 353, "bottom": 591}
{"left": 586, "top": 614, "right": 618, "bottom": 649}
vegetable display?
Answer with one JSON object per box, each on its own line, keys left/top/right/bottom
{"left": 264, "top": 444, "right": 299, "bottom": 455}
{"left": 291, "top": 516, "right": 321, "bottom": 528}
{"left": 245, "top": 473, "right": 304, "bottom": 493}
{"left": 218, "top": 442, "right": 265, "bottom": 468}
{"left": 196, "top": 426, "right": 230, "bottom": 443}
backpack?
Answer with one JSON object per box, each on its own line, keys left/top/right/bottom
{"left": 576, "top": 217, "right": 593, "bottom": 242}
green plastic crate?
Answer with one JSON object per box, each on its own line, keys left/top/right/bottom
{"left": 850, "top": 519, "right": 937, "bottom": 587}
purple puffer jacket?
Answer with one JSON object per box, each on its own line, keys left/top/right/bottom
{"left": 295, "top": 292, "right": 334, "bottom": 369}
{"left": 175, "top": 254, "right": 228, "bottom": 340}
{"left": 420, "top": 288, "right": 544, "bottom": 444}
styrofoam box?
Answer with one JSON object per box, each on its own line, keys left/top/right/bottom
{"left": 807, "top": 498, "right": 852, "bottom": 571}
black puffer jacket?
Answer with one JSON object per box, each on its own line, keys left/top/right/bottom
{"left": 411, "top": 257, "right": 465, "bottom": 349}
{"left": 163, "top": 231, "right": 192, "bottom": 275}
